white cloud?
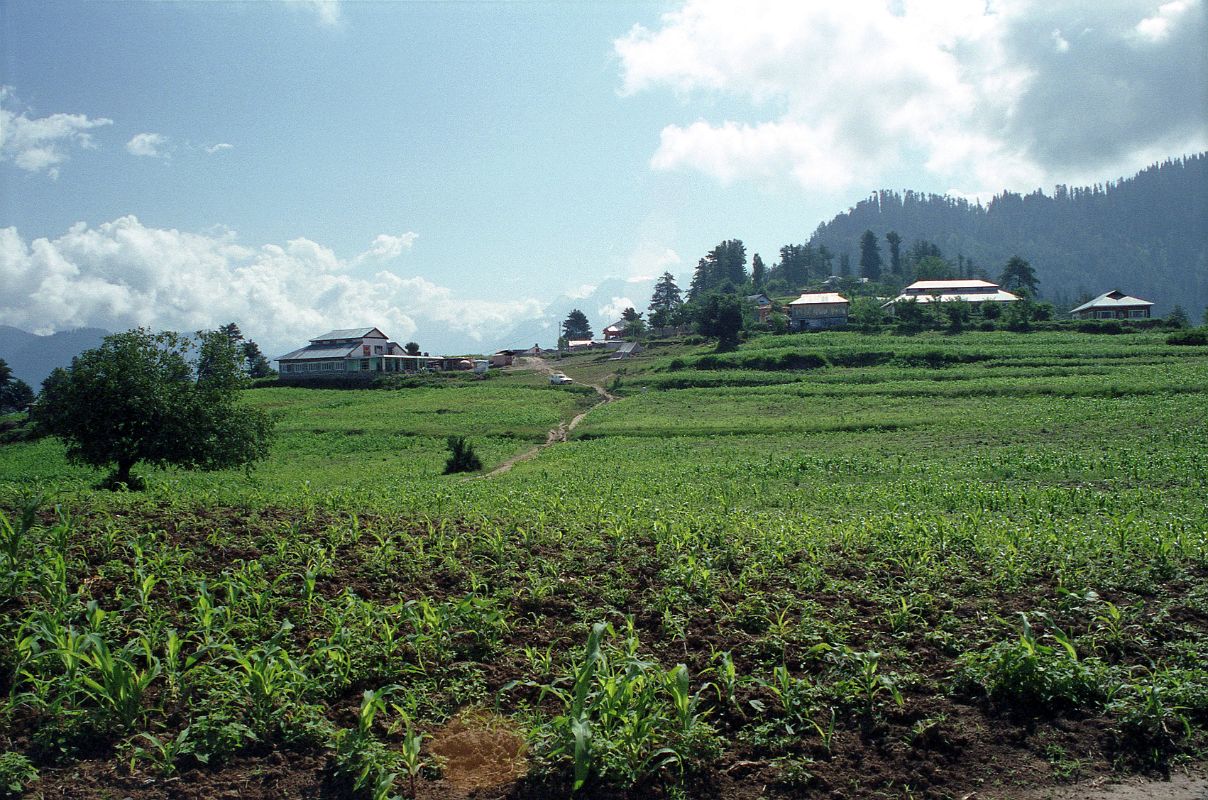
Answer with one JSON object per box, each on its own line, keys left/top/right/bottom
{"left": 0, "top": 217, "right": 542, "bottom": 358}
{"left": 126, "top": 132, "right": 170, "bottom": 158}
{"left": 286, "top": 0, "right": 342, "bottom": 27}
{"left": 205, "top": 142, "right": 234, "bottom": 154}
{"left": 598, "top": 297, "right": 637, "bottom": 323}
{"left": 625, "top": 242, "right": 681, "bottom": 281}
{"left": 353, "top": 233, "right": 419, "bottom": 264}
{"left": 0, "top": 86, "right": 113, "bottom": 178}
{"left": 616, "top": 0, "right": 1208, "bottom": 195}
{"left": 1134, "top": 0, "right": 1193, "bottom": 41}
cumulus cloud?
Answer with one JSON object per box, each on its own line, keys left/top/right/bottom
{"left": 615, "top": 0, "right": 1208, "bottom": 194}
{"left": 0, "top": 86, "right": 113, "bottom": 178}
{"left": 353, "top": 233, "right": 419, "bottom": 264}
{"left": 0, "top": 217, "right": 542, "bottom": 358}
{"left": 126, "top": 132, "right": 170, "bottom": 158}
{"left": 598, "top": 297, "right": 638, "bottom": 324}
{"left": 626, "top": 242, "right": 681, "bottom": 281}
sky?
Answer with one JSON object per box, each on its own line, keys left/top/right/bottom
{"left": 2, "top": 0, "right": 1205, "bottom": 357}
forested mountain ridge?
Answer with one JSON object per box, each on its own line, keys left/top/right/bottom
{"left": 808, "top": 154, "right": 1207, "bottom": 315}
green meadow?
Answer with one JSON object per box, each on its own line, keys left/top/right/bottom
{"left": 1, "top": 329, "right": 1206, "bottom": 798}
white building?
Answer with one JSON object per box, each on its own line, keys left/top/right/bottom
{"left": 276, "top": 327, "right": 439, "bottom": 380}
{"left": 884, "top": 280, "right": 1020, "bottom": 311}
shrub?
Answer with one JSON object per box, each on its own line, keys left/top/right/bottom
{"left": 444, "top": 436, "right": 483, "bottom": 474}
{"left": 1167, "top": 328, "right": 1208, "bottom": 346}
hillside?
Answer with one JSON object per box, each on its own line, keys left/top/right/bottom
{"left": 808, "top": 154, "right": 1207, "bottom": 316}
{"left": 0, "top": 325, "right": 109, "bottom": 387}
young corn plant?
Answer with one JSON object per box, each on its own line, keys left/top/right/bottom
{"left": 959, "top": 613, "right": 1105, "bottom": 714}
{"left": 69, "top": 633, "right": 161, "bottom": 732}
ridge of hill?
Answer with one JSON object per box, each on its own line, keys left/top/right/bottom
{"left": 808, "top": 153, "right": 1207, "bottom": 317}
{"left": 0, "top": 325, "right": 110, "bottom": 388}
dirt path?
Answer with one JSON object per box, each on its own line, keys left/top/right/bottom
{"left": 482, "top": 358, "right": 614, "bottom": 478}
{"left": 1003, "top": 769, "right": 1208, "bottom": 800}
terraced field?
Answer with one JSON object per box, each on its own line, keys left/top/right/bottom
{"left": 1, "top": 330, "right": 1206, "bottom": 799}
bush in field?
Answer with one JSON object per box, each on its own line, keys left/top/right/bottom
{"left": 1167, "top": 328, "right": 1208, "bottom": 345}
{"left": 33, "top": 328, "right": 274, "bottom": 489}
{"left": 444, "top": 436, "right": 483, "bottom": 474}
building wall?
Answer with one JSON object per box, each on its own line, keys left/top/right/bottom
{"left": 1074, "top": 307, "right": 1151, "bottom": 320}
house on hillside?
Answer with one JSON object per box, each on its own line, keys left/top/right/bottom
{"left": 490, "top": 350, "right": 515, "bottom": 367}
{"left": 1070, "top": 290, "right": 1154, "bottom": 320}
{"left": 746, "top": 293, "right": 773, "bottom": 323}
{"left": 276, "top": 328, "right": 440, "bottom": 380}
{"left": 603, "top": 321, "right": 627, "bottom": 340}
{"left": 883, "top": 280, "right": 1020, "bottom": 311}
{"left": 610, "top": 341, "right": 643, "bottom": 360}
{"left": 788, "top": 293, "right": 849, "bottom": 330}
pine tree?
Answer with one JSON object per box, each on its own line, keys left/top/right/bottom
{"left": 999, "top": 256, "right": 1039, "bottom": 297}
{"left": 648, "top": 272, "right": 684, "bottom": 327}
{"left": 886, "top": 231, "right": 902, "bottom": 275}
{"left": 562, "top": 309, "right": 593, "bottom": 340}
{"left": 751, "top": 253, "right": 766, "bottom": 289}
{"left": 859, "top": 230, "right": 883, "bottom": 280}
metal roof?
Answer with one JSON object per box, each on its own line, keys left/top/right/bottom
{"left": 905, "top": 279, "right": 998, "bottom": 290}
{"left": 309, "top": 327, "right": 386, "bottom": 342}
{"left": 884, "top": 290, "right": 1020, "bottom": 306}
{"left": 1070, "top": 291, "right": 1154, "bottom": 313}
{"left": 789, "top": 292, "right": 849, "bottom": 305}
{"left": 276, "top": 344, "right": 359, "bottom": 361}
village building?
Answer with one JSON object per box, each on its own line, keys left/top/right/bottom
{"left": 883, "top": 279, "right": 1020, "bottom": 311}
{"left": 610, "top": 341, "right": 643, "bottom": 360}
{"left": 788, "top": 292, "right": 849, "bottom": 330}
{"left": 746, "top": 293, "right": 773, "bottom": 323}
{"left": 602, "top": 321, "right": 627, "bottom": 340}
{"left": 276, "top": 328, "right": 440, "bottom": 380}
{"left": 1070, "top": 290, "right": 1154, "bottom": 320}
{"left": 489, "top": 350, "right": 515, "bottom": 367}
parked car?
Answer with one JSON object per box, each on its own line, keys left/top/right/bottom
{"left": 549, "top": 372, "right": 573, "bottom": 385}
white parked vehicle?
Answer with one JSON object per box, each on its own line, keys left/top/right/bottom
{"left": 549, "top": 372, "right": 573, "bottom": 385}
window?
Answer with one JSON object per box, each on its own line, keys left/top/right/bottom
{"left": 1129, "top": 309, "right": 1145, "bottom": 318}
{"left": 374, "top": 345, "right": 383, "bottom": 354}
{"left": 361, "top": 360, "right": 370, "bottom": 371}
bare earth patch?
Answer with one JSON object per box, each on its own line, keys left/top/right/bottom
{"left": 426, "top": 711, "right": 528, "bottom": 797}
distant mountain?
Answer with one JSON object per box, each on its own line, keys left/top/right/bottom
{"left": 493, "top": 276, "right": 657, "bottom": 351}
{"left": 0, "top": 326, "right": 109, "bottom": 388}
{"left": 808, "top": 154, "right": 1207, "bottom": 316}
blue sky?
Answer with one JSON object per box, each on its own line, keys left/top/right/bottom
{"left": 3, "top": 0, "right": 1205, "bottom": 356}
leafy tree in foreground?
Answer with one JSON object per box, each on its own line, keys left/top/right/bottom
{"left": 33, "top": 328, "right": 274, "bottom": 489}
{"left": 1000, "top": 256, "right": 1039, "bottom": 297}
{"left": 0, "top": 360, "right": 35, "bottom": 413}
{"left": 561, "top": 309, "right": 593, "bottom": 341}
